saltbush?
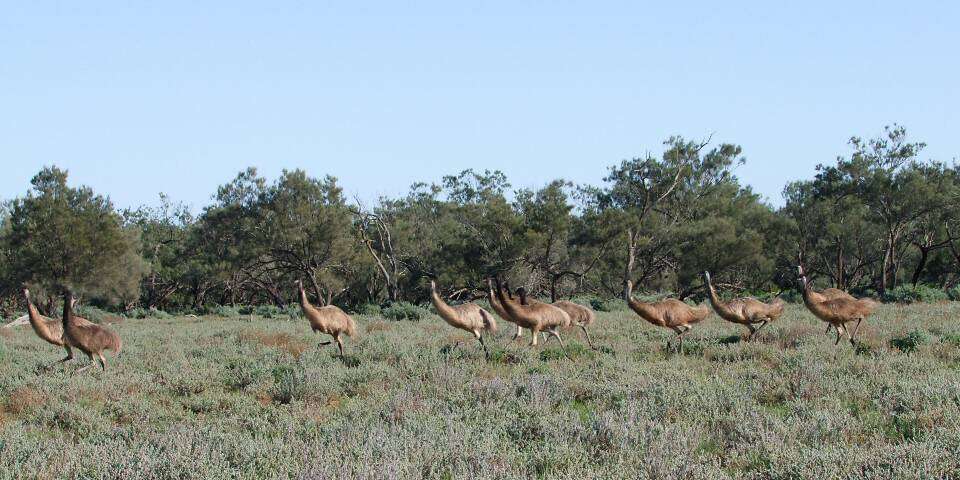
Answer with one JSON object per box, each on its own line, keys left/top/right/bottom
{"left": 75, "top": 305, "right": 113, "bottom": 323}
{"left": 354, "top": 303, "right": 382, "bottom": 316}
{"left": 946, "top": 285, "right": 960, "bottom": 302}
{"left": 883, "top": 284, "right": 948, "bottom": 304}
{"left": 889, "top": 330, "right": 931, "bottom": 353}
{"left": 126, "top": 307, "right": 172, "bottom": 320}
{"left": 270, "top": 364, "right": 308, "bottom": 404}
{"left": 381, "top": 301, "right": 428, "bottom": 321}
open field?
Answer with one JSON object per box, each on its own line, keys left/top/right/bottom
{"left": 1, "top": 303, "right": 960, "bottom": 479}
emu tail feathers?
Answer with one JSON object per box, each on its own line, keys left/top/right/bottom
{"left": 479, "top": 308, "right": 498, "bottom": 333}
{"left": 768, "top": 298, "right": 786, "bottom": 320}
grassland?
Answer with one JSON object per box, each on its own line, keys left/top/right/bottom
{"left": 1, "top": 303, "right": 960, "bottom": 479}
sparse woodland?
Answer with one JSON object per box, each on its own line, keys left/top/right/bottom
{"left": 2, "top": 125, "right": 960, "bottom": 478}
{"left": 1, "top": 125, "right": 959, "bottom": 316}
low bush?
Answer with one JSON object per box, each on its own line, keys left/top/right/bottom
{"left": 213, "top": 305, "right": 241, "bottom": 318}
{"left": 946, "top": 285, "right": 960, "bottom": 301}
{"left": 883, "top": 284, "right": 948, "bottom": 304}
{"left": 270, "top": 364, "right": 308, "bottom": 404}
{"left": 890, "top": 330, "right": 931, "bottom": 353}
{"left": 354, "top": 303, "right": 382, "bottom": 316}
{"left": 125, "top": 307, "right": 172, "bottom": 320}
{"left": 382, "top": 302, "right": 428, "bottom": 321}
{"left": 75, "top": 305, "right": 114, "bottom": 323}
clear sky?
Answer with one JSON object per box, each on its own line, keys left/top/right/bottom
{"left": 2, "top": 1, "right": 957, "bottom": 211}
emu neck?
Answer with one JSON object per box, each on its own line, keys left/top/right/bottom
{"left": 626, "top": 297, "right": 658, "bottom": 322}
{"left": 429, "top": 283, "right": 458, "bottom": 321}
{"left": 298, "top": 285, "right": 311, "bottom": 310}
{"left": 25, "top": 297, "right": 44, "bottom": 329}
{"left": 705, "top": 278, "right": 735, "bottom": 318}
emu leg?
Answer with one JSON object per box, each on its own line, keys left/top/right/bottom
{"left": 745, "top": 324, "right": 757, "bottom": 341}
{"left": 74, "top": 353, "right": 94, "bottom": 374}
{"left": 513, "top": 324, "right": 524, "bottom": 340}
{"left": 825, "top": 323, "right": 832, "bottom": 335}
{"left": 579, "top": 325, "right": 596, "bottom": 349}
{"left": 530, "top": 327, "right": 541, "bottom": 347}
{"left": 97, "top": 352, "right": 107, "bottom": 371}
{"left": 317, "top": 340, "right": 332, "bottom": 348}
{"left": 751, "top": 320, "right": 769, "bottom": 340}
{"left": 47, "top": 345, "right": 74, "bottom": 370}
{"left": 834, "top": 325, "right": 844, "bottom": 346}
{"left": 335, "top": 334, "right": 344, "bottom": 357}
{"left": 476, "top": 332, "right": 489, "bottom": 359}
{"left": 849, "top": 319, "right": 863, "bottom": 346}
{"left": 547, "top": 327, "right": 565, "bottom": 349}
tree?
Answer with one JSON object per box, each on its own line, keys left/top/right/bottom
{"left": 3, "top": 167, "right": 146, "bottom": 306}
{"left": 124, "top": 194, "right": 194, "bottom": 309}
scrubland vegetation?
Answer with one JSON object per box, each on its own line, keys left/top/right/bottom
{"left": 2, "top": 303, "right": 960, "bottom": 478}
{"left": 1, "top": 126, "right": 959, "bottom": 319}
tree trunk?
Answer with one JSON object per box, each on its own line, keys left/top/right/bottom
{"left": 308, "top": 273, "right": 325, "bottom": 306}
{"left": 911, "top": 246, "right": 929, "bottom": 286}
{"left": 622, "top": 228, "right": 636, "bottom": 299}
{"left": 835, "top": 238, "right": 845, "bottom": 290}
{"left": 881, "top": 232, "right": 895, "bottom": 293}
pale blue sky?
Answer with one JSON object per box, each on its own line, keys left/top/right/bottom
{"left": 2, "top": 1, "right": 957, "bottom": 211}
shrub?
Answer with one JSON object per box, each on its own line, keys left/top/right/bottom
{"left": 126, "top": 307, "right": 172, "bottom": 320}
{"left": 75, "top": 305, "right": 113, "bottom": 323}
{"left": 213, "top": 305, "right": 241, "bottom": 318}
{"left": 572, "top": 295, "right": 628, "bottom": 313}
{"left": 223, "top": 357, "right": 263, "bottom": 391}
{"left": 883, "top": 284, "right": 948, "bottom": 304}
{"left": 890, "top": 330, "right": 931, "bottom": 353}
{"left": 354, "top": 303, "right": 382, "bottom": 316}
{"left": 947, "top": 285, "right": 960, "bottom": 301}
{"left": 270, "top": 364, "right": 308, "bottom": 404}
{"left": 776, "top": 290, "right": 803, "bottom": 304}
{"left": 382, "top": 302, "right": 428, "bottom": 321}
{"left": 254, "top": 305, "right": 284, "bottom": 319}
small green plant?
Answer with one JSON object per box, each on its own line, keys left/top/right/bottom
{"left": 223, "top": 357, "right": 263, "bottom": 391}
{"left": 381, "top": 302, "right": 428, "bottom": 321}
{"left": 889, "top": 330, "right": 931, "bottom": 353}
{"left": 270, "top": 364, "right": 308, "bottom": 404}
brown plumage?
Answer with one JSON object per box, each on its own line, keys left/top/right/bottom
{"left": 796, "top": 265, "right": 857, "bottom": 334}
{"left": 624, "top": 280, "right": 711, "bottom": 353}
{"left": 296, "top": 280, "right": 356, "bottom": 356}
{"left": 61, "top": 290, "right": 122, "bottom": 373}
{"left": 797, "top": 267, "right": 878, "bottom": 346}
{"left": 23, "top": 288, "right": 98, "bottom": 369}
{"left": 486, "top": 278, "right": 523, "bottom": 340}
{"left": 702, "top": 271, "right": 784, "bottom": 341}
{"left": 545, "top": 298, "right": 597, "bottom": 350}
{"left": 429, "top": 279, "right": 497, "bottom": 358}
{"left": 493, "top": 278, "right": 571, "bottom": 347}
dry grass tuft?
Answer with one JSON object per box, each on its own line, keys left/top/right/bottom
{"left": 239, "top": 330, "right": 307, "bottom": 359}
{"left": 5, "top": 387, "right": 47, "bottom": 415}
{"left": 775, "top": 323, "right": 818, "bottom": 349}
{"left": 365, "top": 321, "right": 391, "bottom": 333}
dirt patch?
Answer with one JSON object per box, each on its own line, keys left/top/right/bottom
{"left": 5, "top": 386, "right": 47, "bottom": 415}
{"left": 238, "top": 330, "right": 307, "bottom": 359}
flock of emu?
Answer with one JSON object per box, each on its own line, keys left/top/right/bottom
{"left": 16, "top": 261, "right": 880, "bottom": 371}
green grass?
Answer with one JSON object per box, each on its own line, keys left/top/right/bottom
{"left": 1, "top": 304, "right": 960, "bottom": 478}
